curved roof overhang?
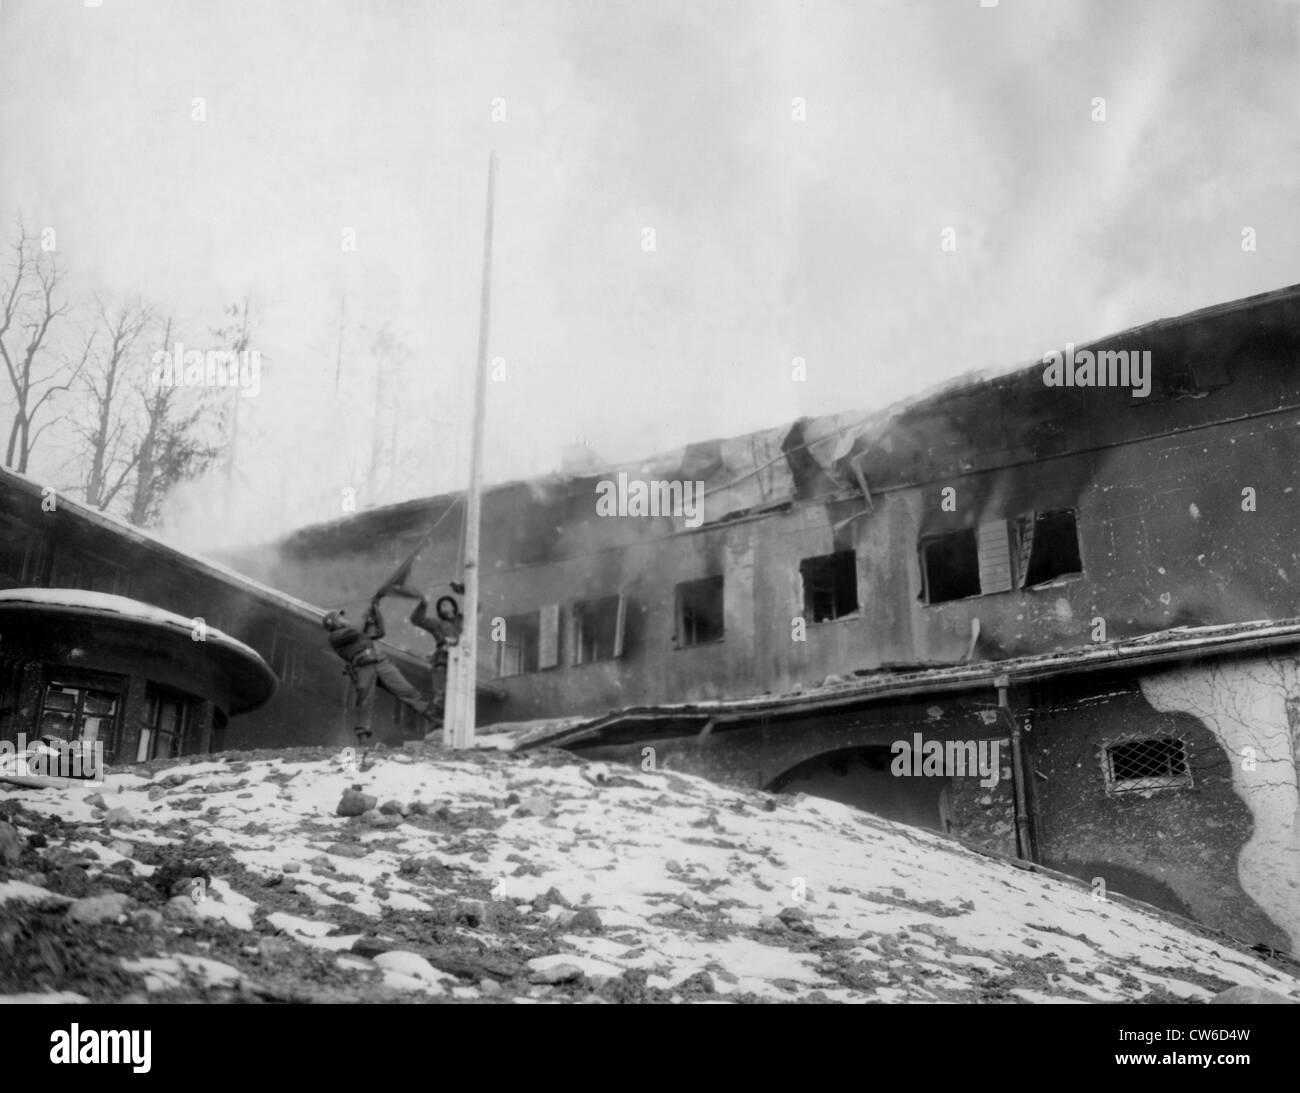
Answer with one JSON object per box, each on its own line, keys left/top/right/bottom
{"left": 0, "top": 589, "right": 277, "bottom": 716}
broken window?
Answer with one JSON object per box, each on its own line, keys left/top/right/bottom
{"left": 676, "top": 576, "right": 724, "bottom": 646}
{"left": 1019, "top": 509, "right": 1082, "bottom": 587}
{"left": 497, "top": 612, "right": 540, "bottom": 677}
{"left": 571, "top": 595, "right": 626, "bottom": 663}
{"left": 1103, "top": 736, "right": 1192, "bottom": 794}
{"left": 920, "top": 530, "right": 981, "bottom": 604}
{"left": 800, "top": 551, "right": 859, "bottom": 622}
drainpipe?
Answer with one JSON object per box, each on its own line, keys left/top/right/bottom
{"left": 996, "top": 674, "right": 1037, "bottom": 863}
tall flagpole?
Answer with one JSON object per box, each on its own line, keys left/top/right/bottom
{"left": 447, "top": 151, "right": 496, "bottom": 750}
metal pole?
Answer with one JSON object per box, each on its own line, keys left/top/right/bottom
{"left": 448, "top": 151, "right": 496, "bottom": 750}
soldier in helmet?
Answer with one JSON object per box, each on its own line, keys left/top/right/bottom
{"left": 322, "top": 598, "right": 432, "bottom": 750}
{"left": 404, "top": 586, "right": 463, "bottom": 739}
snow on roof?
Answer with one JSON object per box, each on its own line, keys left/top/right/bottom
{"left": 0, "top": 587, "right": 268, "bottom": 667}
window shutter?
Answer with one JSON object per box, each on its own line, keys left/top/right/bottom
{"left": 538, "top": 604, "right": 560, "bottom": 669}
{"left": 613, "top": 594, "right": 627, "bottom": 658}
{"left": 1016, "top": 512, "right": 1037, "bottom": 588}
{"left": 977, "top": 521, "right": 1013, "bottom": 594}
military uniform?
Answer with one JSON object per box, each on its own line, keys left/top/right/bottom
{"left": 410, "top": 596, "right": 461, "bottom": 723}
{"left": 326, "top": 603, "right": 430, "bottom": 742}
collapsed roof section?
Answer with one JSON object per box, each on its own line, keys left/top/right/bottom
{"left": 278, "top": 280, "right": 1300, "bottom": 553}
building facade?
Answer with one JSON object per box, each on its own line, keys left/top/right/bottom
{"left": 217, "top": 283, "right": 1300, "bottom": 951}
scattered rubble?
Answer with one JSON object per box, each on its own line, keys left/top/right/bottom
{"left": 0, "top": 744, "right": 1297, "bottom": 1004}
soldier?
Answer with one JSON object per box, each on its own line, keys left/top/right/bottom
{"left": 323, "top": 598, "right": 432, "bottom": 751}
{"left": 406, "top": 588, "right": 463, "bottom": 739}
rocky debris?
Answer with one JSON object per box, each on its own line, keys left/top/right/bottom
{"left": 456, "top": 899, "right": 496, "bottom": 929}
{"left": 49, "top": 866, "right": 91, "bottom": 898}
{"left": 562, "top": 907, "right": 603, "bottom": 933}
{"left": 66, "top": 893, "right": 133, "bottom": 925}
{"left": 128, "top": 909, "right": 164, "bottom": 931}
{"left": 165, "top": 895, "right": 198, "bottom": 920}
{"left": 515, "top": 794, "right": 553, "bottom": 819}
{"left": 336, "top": 788, "right": 377, "bottom": 817}
{"left": 529, "top": 961, "right": 584, "bottom": 985}
{"left": 326, "top": 842, "right": 369, "bottom": 859}
{"left": 778, "top": 906, "right": 815, "bottom": 934}
{"left": 531, "top": 885, "right": 570, "bottom": 912}
{"left": 102, "top": 807, "right": 133, "bottom": 828}
{"left": 373, "top": 950, "right": 446, "bottom": 987}
{"left": 351, "top": 937, "right": 397, "bottom": 959}
{"left": 0, "top": 821, "right": 22, "bottom": 865}
{"left": 83, "top": 793, "right": 108, "bottom": 811}
{"left": 1210, "top": 986, "right": 1299, "bottom": 1004}
{"left": 259, "top": 937, "right": 295, "bottom": 962}
{"left": 2, "top": 746, "right": 1298, "bottom": 1006}
{"left": 678, "top": 970, "right": 715, "bottom": 994}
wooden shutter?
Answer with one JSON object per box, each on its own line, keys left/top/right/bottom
{"left": 977, "top": 521, "right": 1013, "bottom": 594}
{"left": 613, "top": 594, "right": 627, "bottom": 658}
{"left": 538, "top": 605, "right": 560, "bottom": 669}
{"left": 1016, "top": 512, "right": 1037, "bottom": 588}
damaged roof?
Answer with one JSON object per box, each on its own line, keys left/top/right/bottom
{"left": 280, "top": 280, "right": 1300, "bottom": 549}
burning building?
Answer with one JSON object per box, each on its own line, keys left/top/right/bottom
{"left": 220, "top": 282, "right": 1300, "bottom": 953}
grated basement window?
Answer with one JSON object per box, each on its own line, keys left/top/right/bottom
{"left": 1102, "top": 736, "right": 1192, "bottom": 794}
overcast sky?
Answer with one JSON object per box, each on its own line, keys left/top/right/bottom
{"left": 2, "top": 0, "right": 1297, "bottom": 547}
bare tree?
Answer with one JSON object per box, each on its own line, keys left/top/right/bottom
{"left": 126, "top": 317, "right": 224, "bottom": 527}
{"left": 0, "top": 222, "right": 78, "bottom": 473}
{"left": 78, "top": 296, "right": 153, "bottom": 510}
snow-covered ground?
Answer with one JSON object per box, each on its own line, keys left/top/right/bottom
{"left": 1, "top": 743, "right": 1296, "bottom": 1003}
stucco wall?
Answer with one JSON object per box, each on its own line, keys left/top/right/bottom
{"left": 1141, "top": 653, "right": 1300, "bottom": 952}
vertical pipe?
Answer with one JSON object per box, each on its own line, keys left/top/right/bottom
{"left": 997, "top": 674, "right": 1036, "bottom": 863}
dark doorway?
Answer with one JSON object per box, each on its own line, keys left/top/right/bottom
{"left": 768, "top": 746, "right": 950, "bottom": 831}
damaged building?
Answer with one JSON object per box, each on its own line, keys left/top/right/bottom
{"left": 0, "top": 468, "right": 502, "bottom": 760}
{"left": 221, "top": 282, "right": 1300, "bottom": 954}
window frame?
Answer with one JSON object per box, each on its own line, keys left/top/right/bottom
{"left": 496, "top": 610, "right": 541, "bottom": 677}
{"left": 675, "top": 575, "right": 725, "bottom": 647}
{"left": 570, "top": 594, "right": 626, "bottom": 664}
{"left": 38, "top": 672, "right": 126, "bottom": 764}
{"left": 799, "top": 550, "right": 860, "bottom": 623}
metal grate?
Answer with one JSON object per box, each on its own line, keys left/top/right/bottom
{"left": 1102, "top": 736, "right": 1192, "bottom": 794}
